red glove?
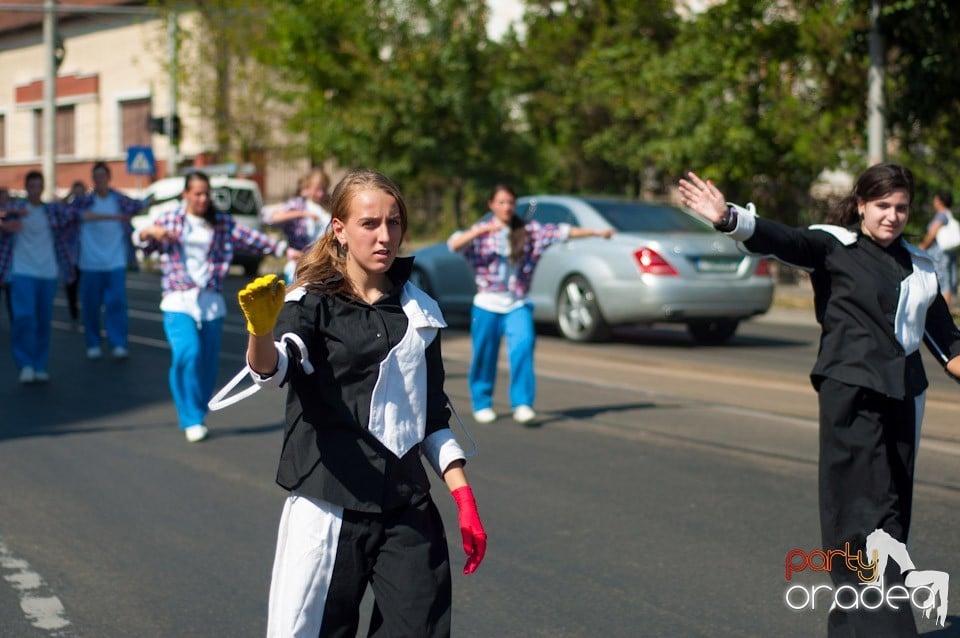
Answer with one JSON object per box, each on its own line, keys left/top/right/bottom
{"left": 451, "top": 486, "right": 487, "bottom": 575}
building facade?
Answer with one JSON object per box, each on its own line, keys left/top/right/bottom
{"left": 0, "top": 1, "right": 191, "bottom": 193}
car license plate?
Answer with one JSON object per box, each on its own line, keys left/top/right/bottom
{"left": 694, "top": 257, "right": 740, "bottom": 273}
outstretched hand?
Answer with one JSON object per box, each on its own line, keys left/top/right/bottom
{"left": 677, "top": 172, "right": 729, "bottom": 225}
{"left": 238, "top": 274, "right": 286, "bottom": 337}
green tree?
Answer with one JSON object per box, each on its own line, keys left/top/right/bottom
{"left": 253, "top": 0, "right": 532, "bottom": 230}
{"left": 875, "top": 0, "right": 960, "bottom": 219}
{"left": 628, "top": 0, "right": 869, "bottom": 223}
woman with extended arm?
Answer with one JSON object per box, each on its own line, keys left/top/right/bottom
{"left": 448, "top": 184, "right": 612, "bottom": 425}
{"left": 679, "top": 164, "right": 960, "bottom": 637}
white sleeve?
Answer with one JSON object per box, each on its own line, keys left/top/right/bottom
{"left": 725, "top": 202, "right": 757, "bottom": 242}
{"left": 421, "top": 429, "right": 466, "bottom": 478}
{"left": 248, "top": 341, "right": 290, "bottom": 388}
{"left": 447, "top": 230, "right": 467, "bottom": 252}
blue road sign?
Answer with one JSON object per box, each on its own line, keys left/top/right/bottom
{"left": 126, "top": 146, "right": 156, "bottom": 175}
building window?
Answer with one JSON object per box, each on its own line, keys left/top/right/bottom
{"left": 120, "top": 98, "right": 151, "bottom": 150}
{"left": 33, "top": 105, "right": 75, "bottom": 156}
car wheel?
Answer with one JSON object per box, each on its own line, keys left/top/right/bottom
{"left": 556, "top": 275, "right": 610, "bottom": 342}
{"left": 687, "top": 319, "right": 739, "bottom": 345}
{"left": 409, "top": 267, "right": 434, "bottom": 296}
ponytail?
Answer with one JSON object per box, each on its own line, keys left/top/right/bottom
{"left": 825, "top": 195, "right": 860, "bottom": 227}
{"left": 293, "top": 230, "right": 347, "bottom": 295}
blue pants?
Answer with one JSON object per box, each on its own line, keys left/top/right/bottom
{"left": 162, "top": 312, "right": 223, "bottom": 429}
{"left": 9, "top": 275, "right": 57, "bottom": 372}
{"left": 80, "top": 268, "right": 128, "bottom": 349}
{"left": 468, "top": 304, "right": 536, "bottom": 411}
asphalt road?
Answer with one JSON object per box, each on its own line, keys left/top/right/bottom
{"left": 1, "top": 271, "right": 959, "bottom": 637}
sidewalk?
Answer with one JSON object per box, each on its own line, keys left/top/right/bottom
{"left": 756, "top": 279, "right": 818, "bottom": 327}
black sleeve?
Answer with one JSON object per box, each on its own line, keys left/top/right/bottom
{"left": 923, "top": 293, "right": 960, "bottom": 375}
{"left": 424, "top": 331, "right": 452, "bottom": 437}
{"left": 742, "top": 218, "right": 837, "bottom": 272}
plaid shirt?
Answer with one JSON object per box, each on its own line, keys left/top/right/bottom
{"left": 140, "top": 207, "right": 281, "bottom": 293}
{"left": 68, "top": 189, "right": 145, "bottom": 220}
{"left": 0, "top": 199, "right": 78, "bottom": 283}
{"left": 266, "top": 196, "right": 330, "bottom": 250}
{"left": 68, "top": 188, "right": 145, "bottom": 266}
{"left": 455, "top": 220, "right": 569, "bottom": 297}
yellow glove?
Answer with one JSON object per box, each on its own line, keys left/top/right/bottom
{"left": 238, "top": 274, "right": 286, "bottom": 336}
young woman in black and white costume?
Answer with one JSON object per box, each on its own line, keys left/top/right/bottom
{"left": 679, "top": 164, "right": 960, "bottom": 637}
{"left": 237, "top": 169, "right": 487, "bottom": 637}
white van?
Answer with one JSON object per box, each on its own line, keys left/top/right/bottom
{"left": 133, "top": 175, "right": 267, "bottom": 276}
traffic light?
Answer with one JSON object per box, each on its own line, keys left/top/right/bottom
{"left": 147, "top": 115, "right": 182, "bottom": 142}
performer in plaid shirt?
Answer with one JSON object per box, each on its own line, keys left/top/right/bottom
{"left": 0, "top": 171, "right": 78, "bottom": 383}
{"left": 448, "top": 183, "right": 612, "bottom": 425}
{"left": 135, "top": 171, "right": 286, "bottom": 443}
{"left": 261, "top": 168, "right": 332, "bottom": 284}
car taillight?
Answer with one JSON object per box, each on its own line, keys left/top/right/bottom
{"left": 633, "top": 248, "right": 679, "bottom": 275}
{"left": 754, "top": 258, "right": 771, "bottom": 277}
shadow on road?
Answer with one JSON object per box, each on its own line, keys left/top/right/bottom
{"left": 522, "top": 401, "right": 660, "bottom": 429}
{"left": 608, "top": 324, "right": 811, "bottom": 348}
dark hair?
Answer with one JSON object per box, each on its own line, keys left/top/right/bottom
{"left": 825, "top": 163, "right": 914, "bottom": 227}
{"left": 487, "top": 183, "right": 527, "bottom": 262}
{"left": 936, "top": 191, "right": 954, "bottom": 209}
{"left": 183, "top": 171, "right": 217, "bottom": 225}
{"left": 25, "top": 170, "right": 43, "bottom": 187}
{"left": 294, "top": 168, "right": 408, "bottom": 294}
{"left": 92, "top": 161, "right": 111, "bottom": 178}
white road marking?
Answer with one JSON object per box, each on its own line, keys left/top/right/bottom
{"left": 0, "top": 538, "right": 71, "bottom": 633}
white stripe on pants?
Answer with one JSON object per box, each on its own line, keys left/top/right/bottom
{"left": 267, "top": 493, "right": 343, "bottom": 638}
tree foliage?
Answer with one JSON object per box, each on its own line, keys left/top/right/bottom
{"left": 162, "top": 0, "right": 960, "bottom": 231}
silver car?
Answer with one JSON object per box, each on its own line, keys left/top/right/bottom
{"left": 410, "top": 195, "right": 774, "bottom": 344}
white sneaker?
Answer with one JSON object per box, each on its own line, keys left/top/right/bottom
{"left": 472, "top": 408, "right": 497, "bottom": 424}
{"left": 34, "top": 371, "right": 49, "bottom": 383}
{"left": 86, "top": 346, "right": 102, "bottom": 359}
{"left": 513, "top": 405, "right": 537, "bottom": 424}
{"left": 111, "top": 346, "right": 128, "bottom": 359}
{"left": 184, "top": 424, "right": 209, "bottom": 443}
{"left": 19, "top": 367, "right": 35, "bottom": 384}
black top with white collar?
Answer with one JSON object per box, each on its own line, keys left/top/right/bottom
{"left": 272, "top": 257, "right": 451, "bottom": 513}
{"left": 742, "top": 217, "right": 960, "bottom": 399}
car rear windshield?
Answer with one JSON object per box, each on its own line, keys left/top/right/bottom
{"left": 585, "top": 199, "right": 713, "bottom": 233}
{"left": 211, "top": 187, "right": 260, "bottom": 216}
{"left": 144, "top": 186, "right": 260, "bottom": 217}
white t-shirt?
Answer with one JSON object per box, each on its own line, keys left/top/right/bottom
{"left": 472, "top": 226, "right": 525, "bottom": 314}
{"left": 11, "top": 204, "right": 58, "bottom": 279}
{"left": 79, "top": 192, "right": 127, "bottom": 271}
{"left": 159, "top": 213, "right": 226, "bottom": 322}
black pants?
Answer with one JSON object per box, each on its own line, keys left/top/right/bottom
{"left": 818, "top": 378, "right": 919, "bottom": 637}
{"left": 0, "top": 283, "right": 11, "bottom": 323}
{"left": 268, "top": 492, "right": 452, "bottom": 638}
{"left": 65, "top": 274, "right": 80, "bottom": 321}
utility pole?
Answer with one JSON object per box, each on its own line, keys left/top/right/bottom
{"left": 42, "top": 0, "right": 57, "bottom": 198}
{"left": 166, "top": 12, "right": 178, "bottom": 177}
{"left": 867, "top": 0, "right": 885, "bottom": 165}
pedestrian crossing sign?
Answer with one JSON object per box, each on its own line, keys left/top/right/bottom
{"left": 126, "top": 146, "right": 156, "bottom": 175}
